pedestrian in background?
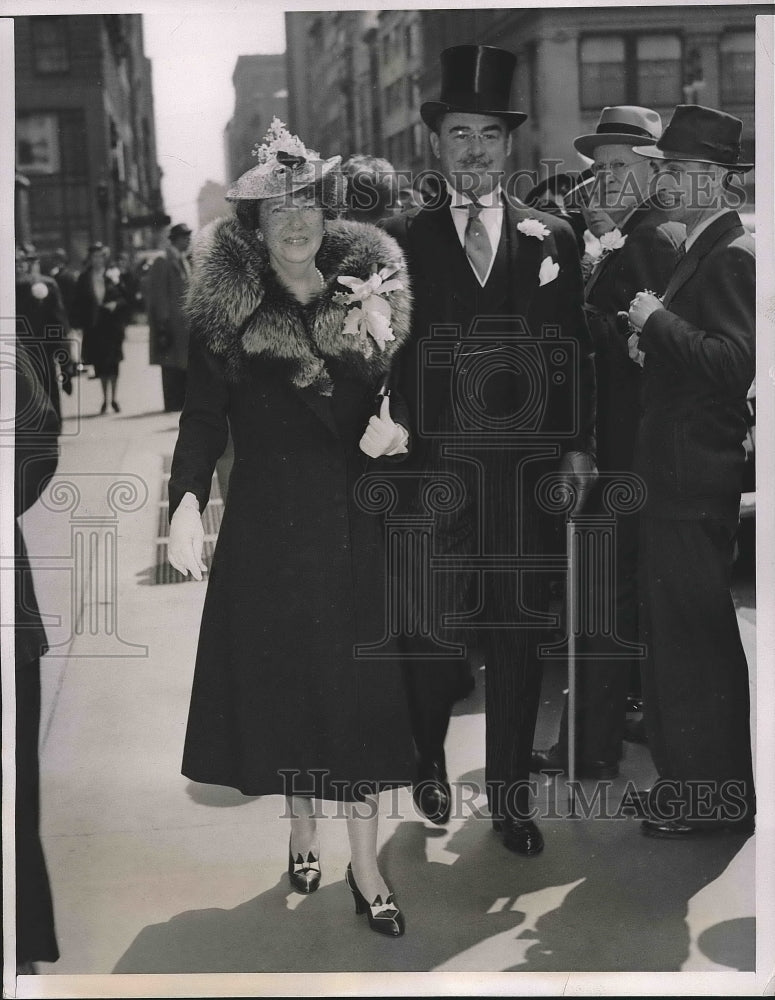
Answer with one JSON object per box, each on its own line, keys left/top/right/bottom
{"left": 147, "top": 222, "right": 192, "bottom": 412}
{"left": 342, "top": 154, "right": 399, "bottom": 225}
{"left": 73, "top": 243, "right": 130, "bottom": 414}
{"left": 15, "top": 246, "right": 75, "bottom": 427}
{"left": 46, "top": 248, "right": 80, "bottom": 331}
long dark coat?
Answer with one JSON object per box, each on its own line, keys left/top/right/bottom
{"left": 14, "top": 342, "right": 61, "bottom": 964}
{"left": 146, "top": 247, "right": 191, "bottom": 369}
{"left": 168, "top": 216, "right": 415, "bottom": 799}
{"left": 15, "top": 274, "right": 70, "bottom": 424}
{"left": 73, "top": 268, "right": 130, "bottom": 375}
{"left": 635, "top": 210, "right": 756, "bottom": 826}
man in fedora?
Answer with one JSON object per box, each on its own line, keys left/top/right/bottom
{"left": 531, "top": 107, "right": 685, "bottom": 782}
{"left": 628, "top": 105, "right": 755, "bottom": 838}
{"left": 147, "top": 222, "right": 193, "bottom": 412}
{"left": 385, "top": 45, "right": 596, "bottom": 855}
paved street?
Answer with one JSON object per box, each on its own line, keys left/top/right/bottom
{"left": 14, "top": 324, "right": 767, "bottom": 997}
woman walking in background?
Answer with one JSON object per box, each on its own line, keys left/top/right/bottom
{"left": 167, "top": 121, "right": 414, "bottom": 936}
{"left": 74, "top": 243, "right": 130, "bottom": 413}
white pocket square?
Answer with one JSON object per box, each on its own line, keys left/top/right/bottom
{"left": 539, "top": 256, "right": 560, "bottom": 286}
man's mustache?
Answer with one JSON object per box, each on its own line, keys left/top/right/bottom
{"left": 458, "top": 156, "right": 492, "bottom": 169}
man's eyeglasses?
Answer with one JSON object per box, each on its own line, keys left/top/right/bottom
{"left": 447, "top": 128, "right": 504, "bottom": 146}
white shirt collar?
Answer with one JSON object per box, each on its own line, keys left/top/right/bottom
{"left": 446, "top": 180, "right": 503, "bottom": 209}
{"left": 685, "top": 208, "right": 730, "bottom": 251}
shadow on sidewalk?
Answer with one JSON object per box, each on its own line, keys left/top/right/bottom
{"left": 112, "top": 809, "right": 752, "bottom": 974}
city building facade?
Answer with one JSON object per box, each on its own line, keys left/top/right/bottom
{"left": 15, "top": 13, "right": 166, "bottom": 266}
{"left": 197, "top": 180, "right": 229, "bottom": 229}
{"left": 285, "top": 5, "right": 760, "bottom": 204}
{"left": 224, "top": 53, "right": 287, "bottom": 183}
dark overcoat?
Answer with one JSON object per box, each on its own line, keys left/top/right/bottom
{"left": 584, "top": 201, "right": 685, "bottom": 474}
{"left": 15, "top": 275, "right": 70, "bottom": 423}
{"left": 635, "top": 209, "right": 756, "bottom": 826}
{"left": 168, "top": 216, "right": 415, "bottom": 799}
{"left": 146, "top": 247, "right": 191, "bottom": 369}
{"left": 73, "top": 268, "right": 130, "bottom": 375}
{"left": 636, "top": 210, "right": 755, "bottom": 519}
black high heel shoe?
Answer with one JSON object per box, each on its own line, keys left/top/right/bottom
{"left": 345, "top": 863, "right": 404, "bottom": 937}
{"left": 287, "top": 839, "right": 321, "bottom": 894}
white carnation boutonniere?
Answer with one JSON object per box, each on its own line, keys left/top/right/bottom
{"left": 333, "top": 263, "right": 404, "bottom": 358}
{"left": 598, "top": 228, "right": 627, "bottom": 255}
{"left": 106, "top": 266, "right": 122, "bottom": 284}
{"left": 517, "top": 218, "right": 551, "bottom": 241}
{"left": 30, "top": 281, "right": 49, "bottom": 300}
{"left": 538, "top": 256, "right": 560, "bottom": 287}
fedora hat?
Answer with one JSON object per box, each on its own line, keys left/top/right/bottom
{"left": 227, "top": 117, "right": 344, "bottom": 203}
{"left": 169, "top": 222, "right": 192, "bottom": 239}
{"left": 574, "top": 106, "right": 663, "bottom": 159}
{"left": 635, "top": 105, "right": 753, "bottom": 170}
{"left": 420, "top": 45, "right": 526, "bottom": 131}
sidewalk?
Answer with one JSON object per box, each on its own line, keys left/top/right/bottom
{"left": 14, "top": 325, "right": 764, "bottom": 996}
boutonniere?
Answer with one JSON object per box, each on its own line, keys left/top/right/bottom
{"left": 517, "top": 218, "right": 551, "bottom": 241}
{"left": 333, "top": 263, "right": 404, "bottom": 357}
{"left": 598, "top": 228, "right": 627, "bottom": 255}
{"left": 30, "top": 281, "right": 49, "bottom": 300}
{"left": 538, "top": 256, "right": 560, "bottom": 287}
{"left": 106, "top": 266, "right": 122, "bottom": 284}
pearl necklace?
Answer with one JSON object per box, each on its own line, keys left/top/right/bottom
{"left": 315, "top": 267, "right": 325, "bottom": 289}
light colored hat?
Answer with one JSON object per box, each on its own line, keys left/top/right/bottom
{"left": 226, "top": 117, "right": 343, "bottom": 202}
{"left": 574, "top": 106, "right": 663, "bottom": 159}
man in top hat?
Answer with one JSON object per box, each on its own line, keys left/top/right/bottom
{"left": 531, "top": 107, "right": 685, "bottom": 782}
{"left": 627, "top": 105, "right": 755, "bottom": 838}
{"left": 385, "top": 45, "right": 596, "bottom": 855}
{"left": 147, "top": 222, "right": 193, "bottom": 411}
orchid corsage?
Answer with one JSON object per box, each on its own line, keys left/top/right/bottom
{"left": 333, "top": 263, "right": 404, "bottom": 357}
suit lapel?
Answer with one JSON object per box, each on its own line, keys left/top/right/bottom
{"left": 504, "top": 201, "right": 542, "bottom": 317}
{"left": 662, "top": 212, "right": 742, "bottom": 308}
{"left": 583, "top": 202, "right": 652, "bottom": 299}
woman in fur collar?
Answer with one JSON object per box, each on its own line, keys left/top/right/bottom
{"left": 167, "top": 122, "right": 413, "bottom": 937}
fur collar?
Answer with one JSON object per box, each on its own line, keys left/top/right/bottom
{"left": 186, "top": 216, "right": 412, "bottom": 393}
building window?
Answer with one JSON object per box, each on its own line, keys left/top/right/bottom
{"left": 580, "top": 36, "right": 627, "bottom": 110}
{"left": 16, "top": 113, "right": 61, "bottom": 174}
{"left": 721, "top": 31, "right": 755, "bottom": 104}
{"left": 580, "top": 33, "right": 682, "bottom": 110}
{"left": 31, "top": 16, "right": 70, "bottom": 74}
{"left": 637, "top": 35, "right": 682, "bottom": 106}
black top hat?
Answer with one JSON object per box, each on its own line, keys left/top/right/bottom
{"left": 169, "top": 222, "right": 192, "bottom": 239}
{"left": 420, "top": 45, "right": 526, "bottom": 132}
{"left": 635, "top": 105, "right": 753, "bottom": 171}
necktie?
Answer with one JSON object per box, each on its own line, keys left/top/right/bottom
{"left": 464, "top": 201, "right": 493, "bottom": 283}
{"left": 675, "top": 240, "right": 687, "bottom": 263}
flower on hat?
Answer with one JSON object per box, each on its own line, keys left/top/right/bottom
{"left": 252, "top": 117, "right": 318, "bottom": 166}
{"left": 517, "top": 218, "right": 551, "bottom": 241}
{"left": 333, "top": 264, "right": 404, "bottom": 356}
{"left": 30, "top": 281, "right": 49, "bottom": 300}
{"left": 538, "top": 256, "right": 560, "bottom": 287}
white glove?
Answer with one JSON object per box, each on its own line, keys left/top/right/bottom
{"left": 359, "top": 394, "right": 409, "bottom": 458}
{"left": 168, "top": 491, "right": 206, "bottom": 580}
